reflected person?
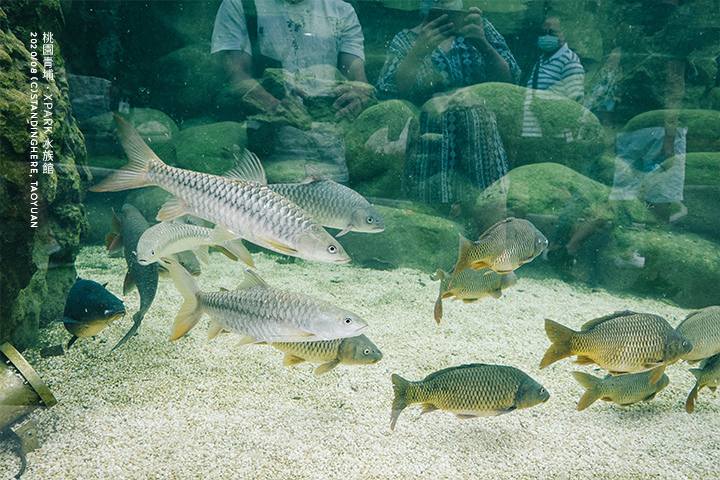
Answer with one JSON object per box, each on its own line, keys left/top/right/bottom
{"left": 375, "top": 1, "right": 520, "bottom": 204}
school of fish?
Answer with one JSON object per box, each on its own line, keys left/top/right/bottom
{"left": 67, "top": 112, "right": 720, "bottom": 437}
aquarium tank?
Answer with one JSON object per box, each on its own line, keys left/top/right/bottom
{"left": 1, "top": 0, "right": 719, "bottom": 478}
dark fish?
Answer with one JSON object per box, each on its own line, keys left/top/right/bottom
{"left": 60, "top": 278, "right": 126, "bottom": 349}
{"left": 685, "top": 352, "right": 720, "bottom": 413}
{"left": 107, "top": 204, "right": 159, "bottom": 350}
{"left": 675, "top": 306, "right": 720, "bottom": 363}
{"left": 571, "top": 371, "right": 670, "bottom": 411}
{"left": 433, "top": 267, "right": 517, "bottom": 323}
{"left": 453, "top": 218, "right": 547, "bottom": 275}
{"left": 390, "top": 363, "right": 550, "bottom": 431}
{"left": 540, "top": 311, "right": 692, "bottom": 384}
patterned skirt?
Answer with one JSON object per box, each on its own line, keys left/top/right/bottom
{"left": 403, "top": 103, "right": 508, "bottom": 203}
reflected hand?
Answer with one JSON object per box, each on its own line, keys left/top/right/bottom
{"left": 460, "top": 8, "right": 491, "bottom": 52}
{"left": 414, "top": 14, "right": 455, "bottom": 56}
{"left": 332, "top": 82, "right": 376, "bottom": 121}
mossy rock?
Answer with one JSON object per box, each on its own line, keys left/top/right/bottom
{"left": 345, "top": 99, "right": 418, "bottom": 182}
{"left": 678, "top": 185, "right": 720, "bottom": 240}
{"left": 443, "top": 83, "right": 605, "bottom": 174}
{"left": 173, "top": 121, "right": 247, "bottom": 175}
{"left": 339, "top": 204, "right": 466, "bottom": 272}
{"left": 622, "top": 109, "right": 720, "bottom": 152}
{"left": 684, "top": 152, "right": 720, "bottom": 186}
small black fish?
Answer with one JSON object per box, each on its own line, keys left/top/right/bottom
{"left": 107, "top": 204, "right": 159, "bottom": 351}
{"left": 60, "top": 278, "right": 126, "bottom": 349}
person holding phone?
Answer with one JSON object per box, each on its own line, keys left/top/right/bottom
{"left": 375, "top": 0, "right": 520, "bottom": 204}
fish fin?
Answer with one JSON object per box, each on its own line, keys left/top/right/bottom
{"left": 431, "top": 269, "right": 446, "bottom": 282}
{"left": 709, "top": 386, "right": 717, "bottom": 393}
{"left": 455, "top": 413, "right": 480, "bottom": 419}
{"left": 433, "top": 296, "right": 443, "bottom": 324}
{"left": 471, "top": 262, "right": 491, "bottom": 270}
{"left": 283, "top": 354, "right": 306, "bottom": 366}
{"left": 207, "top": 319, "right": 223, "bottom": 340}
{"left": 157, "top": 196, "right": 189, "bottom": 221}
{"left": 106, "top": 208, "right": 124, "bottom": 254}
{"left": 123, "top": 271, "right": 136, "bottom": 295}
{"left": 642, "top": 392, "right": 658, "bottom": 402}
{"left": 452, "top": 234, "right": 474, "bottom": 275}
{"left": 571, "top": 371, "right": 601, "bottom": 411}
{"left": 208, "top": 224, "right": 239, "bottom": 244}
{"left": 66, "top": 335, "right": 79, "bottom": 350}
{"left": 302, "top": 164, "right": 330, "bottom": 182}
{"left": 390, "top": 374, "right": 411, "bottom": 431}
{"left": 111, "top": 312, "right": 143, "bottom": 351}
{"left": 193, "top": 246, "right": 211, "bottom": 265}
{"left": 580, "top": 311, "right": 637, "bottom": 331}
{"left": 160, "top": 257, "right": 204, "bottom": 341}
{"left": 237, "top": 270, "right": 270, "bottom": 290}
{"left": 648, "top": 365, "right": 666, "bottom": 385}
{"left": 540, "top": 319, "right": 575, "bottom": 368}
{"left": 461, "top": 298, "right": 481, "bottom": 304}
{"left": 89, "top": 114, "right": 157, "bottom": 192}
{"left": 237, "top": 335, "right": 259, "bottom": 346}
{"left": 257, "top": 235, "right": 298, "bottom": 255}
{"left": 489, "top": 289, "right": 503, "bottom": 299}
{"left": 420, "top": 403, "right": 439, "bottom": 415}
{"left": 225, "top": 149, "right": 267, "bottom": 185}
{"left": 217, "top": 240, "right": 254, "bottom": 268}
{"left": 335, "top": 226, "right": 352, "bottom": 237}
{"left": 688, "top": 368, "right": 702, "bottom": 381}
{"left": 686, "top": 383, "right": 700, "bottom": 413}
{"left": 314, "top": 360, "right": 340, "bottom": 375}
{"left": 575, "top": 356, "right": 597, "bottom": 365}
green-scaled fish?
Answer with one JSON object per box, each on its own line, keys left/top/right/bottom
{"left": 453, "top": 218, "right": 548, "bottom": 276}
{"left": 90, "top": 115, "right": 349, "bottom": 265}
{"left": 433, "top": 267, "right": 517, "bottom": 323}
{"left": 59, "top": 278, "right": 126, "bottom": 349}
{"left": 540, "top": 311, "right": 692, "bottom": 384}
{"left": 226, "top": 148, "right": 385, "bottom": 236}
{"left": 390, "top": 363, "right": 550, "bottom": 431}
{"left": 685, "top": 352, "right": 720, "bottom": 413}
{"left": 107, "top": 204, "right": 160, "bottom": 351}
{"left": 675, "top": 306, "right": 720, "bottom": 363}
{"left": 161, "top": 257, "right": 367, "bottom": 343}
{"left": 571, "top": 370, "right": 670, "bottom": 411}
{"left": 136, "top": 220, "right": 254, "bottom": 268}
{"left": 269, "top": 334, "right": 382, "bottom": 374}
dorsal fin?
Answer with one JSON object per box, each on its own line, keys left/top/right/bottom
{"left": 580, "top": 310, "right": 637, "bottom": 331}
{"left": 236, "top": 269, "right": 270, "bottom": 290}
{"left": 298, "top": 164, "right": 330, "bottom": 184}
{"left": 225, "top": 148, "right": 267, "bottom": 185}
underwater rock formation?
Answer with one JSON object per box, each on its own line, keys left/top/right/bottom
{"left": 0, "top": 3, "right": 89, "bottom": 350}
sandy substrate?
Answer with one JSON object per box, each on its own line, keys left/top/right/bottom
{"left": 1, "top": 245, "right": 718, "bottom": 479}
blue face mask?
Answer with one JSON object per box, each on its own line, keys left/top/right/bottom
{"left": 537, "top": 35, "right": 560, "bottom": 52}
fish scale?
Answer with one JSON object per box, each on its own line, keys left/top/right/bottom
{"left": 676, "top": 306, "right": 720, "bottom": 363}
{"left": 91, "top": 115, "right": 348, "bottom": 264}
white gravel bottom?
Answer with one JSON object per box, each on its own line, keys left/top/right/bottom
{"left": 2, "top": 246, "right": 719, "bottom": 479}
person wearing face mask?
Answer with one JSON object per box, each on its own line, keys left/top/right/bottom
{"left": 375, "top": 0, "right": 521, "bottom": 204}
{"left": 525, "top": 16, "right": 585, "bottom": 100}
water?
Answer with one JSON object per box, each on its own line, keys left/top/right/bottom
{"left": 2, "top": 0, "right": 720, "bottom": 478}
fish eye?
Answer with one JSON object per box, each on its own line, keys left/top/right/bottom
{"left": 342, "top": 317, "right": 353, "bottom": 325}
{"left": 539, "top": 387, "right": 547, "bottom": 395}
{"left": 366, "top": 216, "right": 374, "bottom": 224}
{"left": 150, "top": 249, "right": 155, "bottom": 256}
{"left": 363, "top": 348, "right": 370, "bottom": 355}
{"left": 328, "top": 244, "right": 338, "bottom": 254}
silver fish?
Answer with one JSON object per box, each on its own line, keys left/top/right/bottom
{"left": 161, "top": 257, "right": 367, "bottom": 343}
{"left": 136, "top": 221, "right": 254, "bottom": 267}
{"left": 270, "top": 334, "right": 383, "bottom": 374}
{"left": 90, "top": 115, "right": 349, "bottom": 264}
{"left": 227, "top": 148, "right": 385, "bottom": 236}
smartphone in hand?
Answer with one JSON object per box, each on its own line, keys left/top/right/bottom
{"left": 425, "top": 7, "right": 469, "bottom": 29}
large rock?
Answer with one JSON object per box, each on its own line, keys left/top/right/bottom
{"left": 339, "top": 204, "right": 466, "bottom": 272}
{"left": 622, "top": 109, "right": 720, "bottom": 152}
{"left": 0, "top": 5, "right": 89, "bottom": 350}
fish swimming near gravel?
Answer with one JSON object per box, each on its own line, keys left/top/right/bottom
{"left": 685, "top": 352, "right": 720, "bottom": 413}
{"left": 106, "top": 204, "right": 160, "bottom": 351}
{"left": 161, "top": 257, "right": 367, "bottom": 343}
{"left": 227, "top": 147, "right": 385, "bottom": 236}
{"left": 90, "top": 114, "right": 349, "bottom": 265}
{"left": 269, "top": 334, "right": 382, "bottom": 374}
{"left": 136, "top": 219, "right": 254, "bottom": 268}
{"left": 571, "top": 370, "right": 670, "bottom": 411}
{"left": 675, "top": 306, "right": 720, "bottom": 364}
{"left": 540, "top": 311, "right": 692, "bottom": 385}
{"left": 390, "top": 363, "right": 550, "bottom": 431}
{"left": 453, "top": 218, "right": 548, "bottom": 276}
{"left": 59, "top": 278, "right": 126, "bottom": 349}
{"left": 432, "top": 267, "right": 517, "bottom": 323}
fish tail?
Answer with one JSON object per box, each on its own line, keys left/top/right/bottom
{"left": 571, "top": 372, "right": 601, "bottom": 411}
{"left": 161, "top": 257, "right": 203, "bottom": 340}
{"left": 540, "top": 319, "right": 575, "bottom": 368}
{"left": 433, "top": 296, "right": 443, "bottom": 324}
{"left": 390, "top": 373, "right": 411, "bottom": 431}
{"left": 89, "top": 114, "right": 158, "bottom": 192}
{"left": 685, "top": 383, "right": 700, "bottom": 413}
{"left": 453, "top": 234, "right": 474, "bottom": 275}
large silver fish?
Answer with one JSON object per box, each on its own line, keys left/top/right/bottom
{"left": 136, "top": 220, "right": 254, "bottom": 268}
{"left": 227, "top": 148, "right": 385, "bottom": 236}
{"left": 90, "top": 115, "right": 349, "bottom": 264}
{"left": 161, "top": 257, "right": 367, "bottom": 343}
